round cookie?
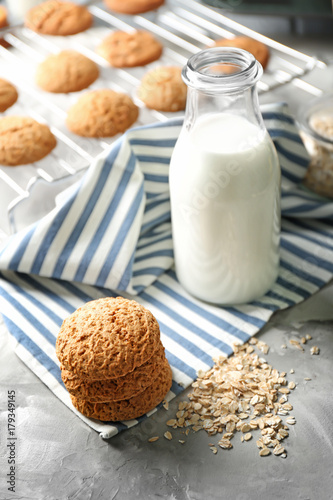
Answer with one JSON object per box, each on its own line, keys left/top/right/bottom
{"left": 66, "top": 89, "right": 139, "bottom": 137}
{"left": 70, "top": 357, "right": 172, "bottom": 421}
{"left": 138, "top": 66, "right": 187, "bottom": 112}
{"left": 0, "top": 5, "right": 7, "bottom": 28}
{"left": 61, "top": 341, "right": 166, "bottom": 402}
{"left": 210, "top": 36, "right": 270, "bottom": 70}
{"left": 97, "top": 30, "right": 163, "bottom": 68}
{"left": 0, "top": 116, "right": 56, "bottom": 166}
{"left": 25, "top": 0, "right": 92, "bottom": 36}
{"left": 103, "top": 0, "right": 164, "bottom": 15}
{"left": 0, "top": 79, "right": 18, "bottom": 112}
{"left": 0, "top": 6, "right": 10, "bottom": 48}
{"left": 36, "top": 50, "right": 99, "bottom": 93}
{"left": 56, "top": 297, "right": 161, "bottom": 380}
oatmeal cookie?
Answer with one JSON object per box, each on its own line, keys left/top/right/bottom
{"left": 0, "top": 79, "right": 18, "bottom": 112}
{"left": 70, "top": 357, "right": 172, "bottom": 421}
{"left": 36, "top": 50, "right": 99, "bottom": 93}
{"left": 25, "top": 0, "right": 92, "bottom": 36}
{"left": 210, "top": 36, "right": 270, "bottom": 70}
{"left": 56, "top": 297, "right": 161, "bottom": 380}
{"left": 66, "top": 89, "right": 138, "bottom": 137}
{"left": 97, "top": 30, "right": 162, "bottom": 68}
{"left": 103, "top": 0, "right": 164, "bottom": 15}
{"left": 0, "top": 116, "right": 56, "bottom": 166}
{"left": 138, "top": 66, "right": 187, "bottom": 112}
{"left": 61, "top": 340, "right": 166, "bottom": 402}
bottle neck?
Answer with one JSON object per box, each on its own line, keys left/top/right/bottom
{"left": 184, "top": 84, "right": 264, "bottom": 132}
{"left": 182, "top": 47, "right": 265, "bottom": 133}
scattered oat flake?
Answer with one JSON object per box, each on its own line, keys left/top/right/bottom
{"left": 304, "top": 377, "right": 312, "bottom": 381}
{"left": 148, "top": 436, "right": 159, "bottom": 442}
{"left": 257, "top": 341, "right": 270, "bottom": 354}
{"left": 218, "top": 439, "right": 233, "bottom": 449}
{"left": 289, "top": 339, "right": 304, "bottom": 351}
{"left": 286, "top": 417, "right": 296, "bottom": 425}
{"left": 281, "top": 344, "right": 287, "bottom": 349}
{"left": 273, "top": 445, "right": 285, "bottom": 456}
{"left": 162, "top": 339, "right": 297, "bottom": 459}
{"left": 305, "top": 334, "right": 312, "bottom": 340}
{"left": 163, "top": 400, "right": 169, "bottom": 410}
{"left": 310, "top": 346, "right": 320, "bottom": 355}
{"left": 301, "top": 337, "right": 307, "bottom": 344}
{"left": 288, "top": 381, "right": 296, "bottom": 390}
{"left": 210, "top": 446, "right": 218, "bottom": 454}
{"left": 179, "top": 440, "right": 185, "bottom": 444}
{"left": 259, "top": 448, "right": 271, "bottom": 457}
{"left": 290, "top": 369, "right": 295, "bottom": 374}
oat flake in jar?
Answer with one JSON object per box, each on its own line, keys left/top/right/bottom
{"left": 169, "top": 48, "right": 281, "bottom": 305}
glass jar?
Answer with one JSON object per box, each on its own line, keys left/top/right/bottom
{"left": 169, "top": 47, "right": 281, "bottom": 305}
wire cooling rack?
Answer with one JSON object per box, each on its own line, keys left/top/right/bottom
{"left": 0, "top": 0, "right": 328, "bottom": 239}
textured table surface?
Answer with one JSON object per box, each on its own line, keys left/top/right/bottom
{"left": 0, "top": 284, "right": 333, "bottom": 500}
{"left": 1, "top": 33, "right": 333, "bottom": 500}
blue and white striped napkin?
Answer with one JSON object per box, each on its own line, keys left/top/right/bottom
{"left": 1, "top": 103, "right": 333, "bottom": 439}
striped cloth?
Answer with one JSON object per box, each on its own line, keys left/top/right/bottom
{"left": 1, "top": 103, "right": 333, "bottom": 439}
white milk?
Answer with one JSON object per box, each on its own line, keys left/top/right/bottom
{"left": 169, "top": 113, "right": 280, "bottom": 305}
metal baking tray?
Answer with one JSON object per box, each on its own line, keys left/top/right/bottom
{"left": 0, "top": 0, "right": 327, "bottom": 240}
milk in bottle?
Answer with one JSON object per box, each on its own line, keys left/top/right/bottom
{"left": 169, "top": 48, "right": 280, "bottom": 304}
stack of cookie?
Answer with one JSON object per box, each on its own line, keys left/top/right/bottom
{"left": 56, "top": 296, "right": 172, "bottom": 422}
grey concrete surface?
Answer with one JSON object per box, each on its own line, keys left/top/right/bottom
{"left": 0, "top": 285, "right": 333, "bottom": 500}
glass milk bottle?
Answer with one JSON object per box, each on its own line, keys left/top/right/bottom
{"left": 169, "top": 48, "right": 280, "bottom": 305}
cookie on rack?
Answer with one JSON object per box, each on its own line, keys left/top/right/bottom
{"left": 66, "top": 89, "right": 139, "bottom": 137}
{"left": 0, "top": 79, "right": 18, "bottom": 112}
{"left": 0, "top": 5, "right": 7, "bottom": 28}
{"left": 0, "top": 5, "right": 10, "bottom": 48}
{"left": 36, "top": 50, "right": 99, "bottom": 93}
{"left": 61, "top": 340, "right": 167, "bottom": 402}
{"left": 103, "top": 0, "right": 164, "bottom": 14}
{"left": 0, "top": 116, "right": 56, "bottom": 166}
{"left": 138, "top": 66, "right": 187, "bottom": 112}
{"left": 25, "top": 0, "right": 93, "bottom": 36}
{"left": 56, "top": 297, "right": 161, "bottom": 380}
{"left": 97, "top": 30, "right": 163, "bottom": 68}
{"left": 70, "top": 357, "right": 172, "bottom": 421}
{"left": 210, "top": 36, "right": 270, "bottom": 70}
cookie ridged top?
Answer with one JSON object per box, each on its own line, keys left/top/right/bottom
{"left": 25, "top": 0, "right": 92, "bottom": 36}
{"left": 36, "top": 50, "right": 99, "bottom": 93}
{"left": 97, "top": 30, "right": 163, "bottom": 68}
{"left": 0, "top": 79, "right": 18, "bottom": 112}
{"left": 66, "top": 89, "right": 138, "bottom": 137}
{"left": 0, "top": 116, "right": 56, "bottom": 166}
{"left": 211, "top": 36, "right": 270, "bottom": 70}
{"left": 138, "top": 66, "right": 187, "bottom": 112}
{"left": 56, "top": 297, "right": 161, "bottom": 380}
{"left": 104, "top": 0, "right": 164, "bottom": 15}
{"left": 61, "top": 340, "right": 166, "bottom": 402}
